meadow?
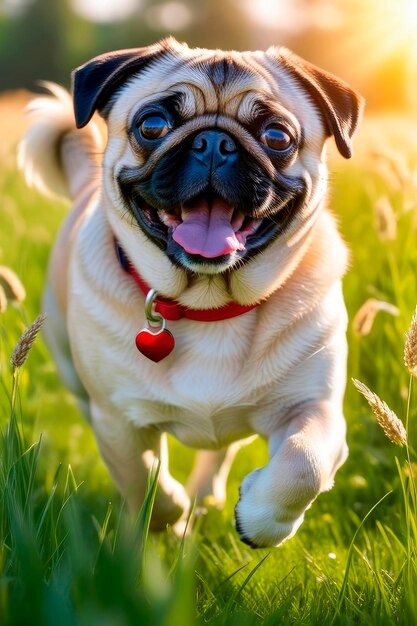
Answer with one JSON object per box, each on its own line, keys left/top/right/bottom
{"left": 0, "top": 92, "right": 416, "bottom": 625}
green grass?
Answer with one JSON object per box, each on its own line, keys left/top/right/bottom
{"left": 1, "top": 106, "right": 417, "bottom": 624}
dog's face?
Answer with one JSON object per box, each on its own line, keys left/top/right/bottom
{"left": 73, "top": 38, "right": 363, "bottom": 275}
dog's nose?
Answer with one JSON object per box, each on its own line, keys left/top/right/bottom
{"left": 191, "top": 130, "right": 237, "bottom": 166}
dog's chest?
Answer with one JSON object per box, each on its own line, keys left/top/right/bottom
{"left": 70, "top": 288, "right": 271, "bottom": 446}
{"left": 125, "top": 314, "right": 262, "bottom": 444}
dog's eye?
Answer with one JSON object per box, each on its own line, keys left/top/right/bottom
{"left": 137, "top": 115, "right": 171, "bottom": 140}
{"left": 261, "top": 125, "right": 292, "bottom": 152}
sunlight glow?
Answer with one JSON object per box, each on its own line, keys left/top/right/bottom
{"left": 403, "top": 0, "right": 417, "bottom": 26}
{"left": 71, "top": 0, "right": 141, "bottom": 23}
{"left": 145, "top": 2, "right": 192, "bottom": 31}
{"left": 346, "top": 0, "right": 417, "bottom": 73}
{"left": 375, "top": 0, "right": 417, "bottom": 41}
{"left": 240, "top": 0, "right": 310, "bottom": 34}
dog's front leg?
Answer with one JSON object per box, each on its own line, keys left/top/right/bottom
{"left": 234, "top": 401, "right": 348, "bottom": 548}
{"left": 90, "top": 403, "right": 190, "bottom": 528}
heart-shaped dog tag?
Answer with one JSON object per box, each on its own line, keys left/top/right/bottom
{"left": 135, "top": 326, "right": 175, "bottom": 362}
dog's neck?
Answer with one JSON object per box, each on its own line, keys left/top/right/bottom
{"left": 115, "top": 241, "right": 262, "bottom": 319}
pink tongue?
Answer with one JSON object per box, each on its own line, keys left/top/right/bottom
{"left": 172, "top": 197, "right": 244, "bottom": 258}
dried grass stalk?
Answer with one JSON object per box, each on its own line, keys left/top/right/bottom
{"left": 10, "top": 313, "right": 47, "bottom": 369}
{"left": 352, "top": 298, "right": 400, "bottom": 336}
{"left": 370, "top": 149, "right": 410, "bottom": 191}
{"left": 374, "top": 196, "right": 397, "bottom": 241}
{"left": 0, "top": 265, "right": 26, "bottom": 302}
{"left": 352, "top": 378, "right": 407, "bottom": 447}
{"left": 404, "top": 306, "right": 417, "bottom": 377}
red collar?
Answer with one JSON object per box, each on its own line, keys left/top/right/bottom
{"left": 115, "top": 241, "right": 261, "bottom": 322}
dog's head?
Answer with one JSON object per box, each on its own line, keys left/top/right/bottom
{"left": 73, "top": 38, "right": 363, "bottom": 276}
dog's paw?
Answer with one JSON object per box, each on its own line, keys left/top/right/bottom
{"left": 234, "top": 462, "right": 319, "bottom": 548}
{"left": 234, "top": 497, "right": 305, "bottom": 548}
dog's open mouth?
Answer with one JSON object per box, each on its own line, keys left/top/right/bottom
{"left": 129, "top": 192, "right": 292, "bottom": 261}
{"left": 161, "top": 196, "right": 263, "bottom": 258}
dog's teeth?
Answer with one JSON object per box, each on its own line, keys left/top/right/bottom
{"left": 158, "top": 211, "right": 169, "bottom": 225}
{"left": 157, "top": 209, "right": 181, "bottom": 229}
{"left": 157, "top": 210, "right": 170, "bottom": 225}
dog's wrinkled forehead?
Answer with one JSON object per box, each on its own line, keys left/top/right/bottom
{"left": 114, "top": 55, "right": 294, "bottom": 131}
{"left": 137, "top": 49, "right": 282, "bottom": 115}
{"left": 72, "top": 37, "right": 364, "bottom": 158}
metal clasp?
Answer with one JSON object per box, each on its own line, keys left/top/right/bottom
{"left": 144, "top": 288, "right": 166, "bottom": 330}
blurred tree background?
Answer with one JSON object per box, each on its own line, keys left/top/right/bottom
{"left": 0, "top": 0, "right": 417, "bottom": 109}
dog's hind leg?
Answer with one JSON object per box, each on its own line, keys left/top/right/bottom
{"left": 90, "top": 402, "right": 190, "bottom": 528}
{"left": 187, "top": 438, "right": 255, "bottom": 506}
{"left": 186, "top": 448, "right": 233, "bottom": 506}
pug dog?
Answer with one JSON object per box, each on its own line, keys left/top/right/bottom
{"left": 19, "top": 37, "right": 363, "bottom": 548}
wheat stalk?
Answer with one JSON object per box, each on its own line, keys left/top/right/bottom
{"left": 404, "top": 306, "right": 417, "bottom": 377}
{"left": 374, "top": 196, "right": 397, "bottom": 241}
{"left": 10, "top": 313, "right": 47, "bottom": 369}
{"left": 352, "top": 378, "right": 407, "bottom": 447}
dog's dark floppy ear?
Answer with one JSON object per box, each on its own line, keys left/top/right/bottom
{"left": 72, "top": 45, "right": 165, "bottom": 128}
{"left": 272, "top": 48, "right": 364, "bottom": 158}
